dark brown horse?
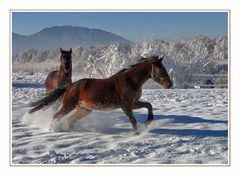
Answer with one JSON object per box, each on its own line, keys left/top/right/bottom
{"left": 45, "top": 48, "right": 72, "bottom": 94}
{"left": 29, "top": 55, "right": 172, "bottom": 133}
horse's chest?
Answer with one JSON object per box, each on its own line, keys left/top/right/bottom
{"left": 134, "top": 89, "right": 142, "bottom": 102}
{"left": 137, "top": 91, "right": 142, "bottom": 99}
{"left": 57, "top": 74, "right": 71, "bottom": 86}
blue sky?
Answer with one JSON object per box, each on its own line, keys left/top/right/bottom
{"left": 12, "top": 12, "right": 228, "bottom": 42}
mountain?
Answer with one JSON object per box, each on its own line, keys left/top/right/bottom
{"left": 12, "top": 26, "right": 132, "bottom": 56}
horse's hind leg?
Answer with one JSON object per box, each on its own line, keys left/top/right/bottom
{"left": 53, "top": 105, "right": 74, "bottom": 120}
{"left": 133, "top": 101, "right": 153, "bottom": 125}
{"left": 50, "top": 106, "right": 74, "bottom": 130}
{"left": 53, "top": 82, "right": 80, "bottom": 120}
{"left": 51, "top": 97, "right": 77, "bottom": 129}
{"left": 67, "top": 106, "right": 92, "bottom": 130}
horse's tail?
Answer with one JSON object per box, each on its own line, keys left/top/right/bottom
{"left": 28, "top": 84, "right": 69, "bottom": 114}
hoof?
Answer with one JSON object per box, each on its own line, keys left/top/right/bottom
{"left": 134, "top": 130, "right": 140, "bottom": 135}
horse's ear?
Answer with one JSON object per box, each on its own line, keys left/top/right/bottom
{"left": 151, "top": 56, "right": 158, "bottom": 64}
{"left": 69, "top": 48, "right": 72, "bottom": 53}
{"left": 60, "top": 48, "right": 63, "bottom": 53}
{"left": 159, "top": 55, "right": 164, "bottom": 62}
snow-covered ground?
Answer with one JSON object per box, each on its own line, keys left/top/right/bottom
{"left": 11, "top": 73, "right": 228, "bottom": 165}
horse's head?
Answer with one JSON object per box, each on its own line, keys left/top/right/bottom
{"left": 60, "top": 48, "right": 72, "bottom": 73}
{"left": 150, "top": 55, "right": 173, "bottom": 89}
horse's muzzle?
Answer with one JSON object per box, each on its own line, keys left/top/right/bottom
{"left": 163, "top": 79, "right": 173, "bottom": 89}
{"left": 166, "top": 82, "right": 173, "bottom": 89}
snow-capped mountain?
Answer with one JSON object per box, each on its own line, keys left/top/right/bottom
{"left": 12, "top": 26, "right": 132, "bottom": 56}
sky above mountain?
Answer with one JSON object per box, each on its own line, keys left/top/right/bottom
{"left": 12, "top": 12, "right": 228, "bottom": 42}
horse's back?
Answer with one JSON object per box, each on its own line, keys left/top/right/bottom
{"left": 70, "top": 78, "right": 121, "bottom": 110}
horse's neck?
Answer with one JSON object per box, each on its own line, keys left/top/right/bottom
{"left": 130, "top": 63, "right": 151, "bottom": 87}
{"left": 59, "top": 64, "right": 72, "bottom": 81}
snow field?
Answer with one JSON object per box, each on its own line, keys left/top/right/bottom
{"left": 12, "top": 77, "right": 228, "bottom": 164}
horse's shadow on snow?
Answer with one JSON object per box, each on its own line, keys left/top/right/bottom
{"left": 90, "top": 111, "right": 228, "bottom": 137}
{"left": 132, "top": 112, "right": 228, "bottom": 138}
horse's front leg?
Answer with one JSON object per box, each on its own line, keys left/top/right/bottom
{"left": 133, "top": 101, "right": 153, "bottom": 126}
{"left": 121, "top": 105, "right": 138, "bottom": 134}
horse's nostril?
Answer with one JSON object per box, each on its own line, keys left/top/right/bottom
{"left": 168, "top": 83, "right": 173, "bottom": 88}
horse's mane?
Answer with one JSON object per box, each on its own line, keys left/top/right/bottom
{"left": 113, "top": 59, "right": 149, "bottom": 76}
{"left": 129, "top": 58, "right": 149, "bottom": 69}
{"left": 115, "top": 68, "right": 128, "bottom": 74}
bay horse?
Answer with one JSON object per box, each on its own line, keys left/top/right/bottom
{"left": 45, "top": 48, "right": 72, "bottom": 94}
{"left": 29, "top": 55, "right": 172, "bottom": 134}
